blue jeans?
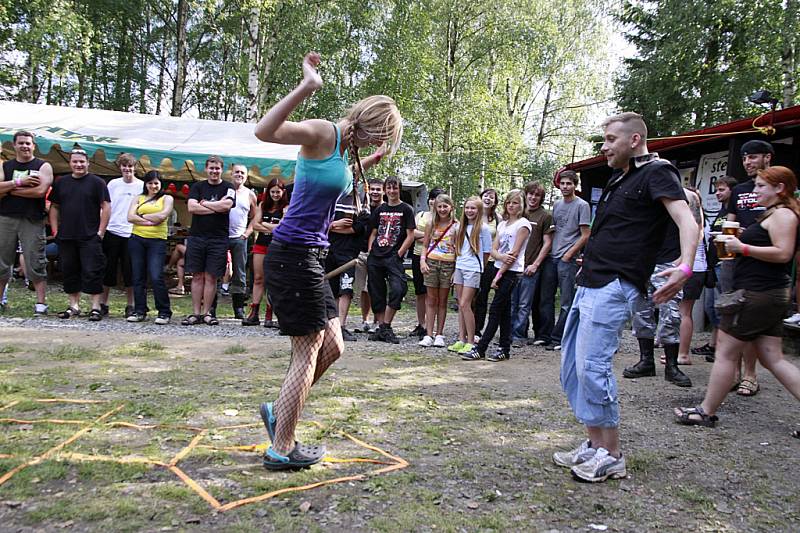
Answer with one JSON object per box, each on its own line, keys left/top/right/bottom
{"left": 228, "top": 237, "right": 248, "bottom": 295}
{"left": 539, "top": 256, "right": 579, "bottom": 344}
{"left": 704, "top": 264, "right": 722, "bottom": 327}
{"left": 128, "top": 235, "right": 171, "bottom": 317}
{"left": 511, "top": 270, "right": 541, "bottom": 339}
{"left": 560, "top": 279, "right": 641, "bottom": 428}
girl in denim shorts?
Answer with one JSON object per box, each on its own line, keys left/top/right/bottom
{"left": 419, "top": 194, "right": 457, "bottom": 347}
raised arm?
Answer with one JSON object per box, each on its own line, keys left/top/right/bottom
{"left": 254, "top": 52, "right": 329, "bottom": 150}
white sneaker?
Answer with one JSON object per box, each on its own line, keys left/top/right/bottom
{"left": 570, "top": 447, "right": 627, "bottom": 482}
{"left": 34, "top": 303, "right": 48, "bottom": 316}
{"left": 154, "top": 315, "right": 171, "bottom": 325}
{"left": 784, "top": 313, "right": 800, "bottom": 325}
{"left": 433, "top": 335, "right": 446, "bottom": 347}
{"left": 418, "top": 335, "right": 434, "bottom": 347}
{"left": 532, "top": 339, "right": 547, "bottom": 346}
{"left": 552, "top": 439, "right": 596, "bottom": 468}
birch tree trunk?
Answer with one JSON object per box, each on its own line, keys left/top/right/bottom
{"left": 171, "top": 0, "right": 189, "bottom": 117}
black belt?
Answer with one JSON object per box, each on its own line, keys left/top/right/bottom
{"left": 271, "top": 239, "right": 326, "bottom": 255}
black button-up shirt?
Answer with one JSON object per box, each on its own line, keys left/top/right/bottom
{"left": 577, "top": 153, "right": 686, "bottom": 294}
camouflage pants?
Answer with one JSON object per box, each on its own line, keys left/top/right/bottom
{"left": 632, "top": 262, "right": 683, "bottom": 345}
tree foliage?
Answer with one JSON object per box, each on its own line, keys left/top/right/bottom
{"left": 1, "top": 0, "right": 613, "bottom": 202}
{"left": 615, "top": 0, "right": 799, "bottom": 137}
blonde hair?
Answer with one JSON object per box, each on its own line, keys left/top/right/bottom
{"left": 501, "top": 189, "right": 526, "bottom": 220}
{"left": 425, "top": 194, "right": 455, "bottom": 244}
{"left": 455, "top": 196, "right": 484, "bottom": 258}
{"left": 601, "top": 112, "right": 648, "bottom": 138}
{"left": 345, "top": 95, "right": 403, "bottom": 157}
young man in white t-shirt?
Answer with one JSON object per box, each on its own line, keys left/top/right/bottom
{"left": 100, "top": 153, "right": 142, "bottom": 317}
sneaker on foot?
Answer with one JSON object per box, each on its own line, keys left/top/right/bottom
{"left": 154, "top": 315, "right": 171, "bottom": 325}
{"left": 546, "top": 343, "right": 561, "bottom": 351}
{"left": 341, "top": 327, "right": 357, "bottom": 342}
{"left": 124, "top": 305, "right": 135, "bottom": 318}
{"left": 570, "top": 448, "right": 626, "bottom": 482}
{"left": 511, "top": 337, "right": 525, "bottom": 348}
{"left": 784, "top": 312, "right": 800, "bottom": 325}
{"left": 447, "top": 340, "right": 465, "bottom": 353}
{"left": 418, "top": 335, "right": 434, "bottom": 347}
{"left": 532, "top": 339, "right": 547, "bottom": 346}
{"left": 355, "top": 321, "right": 370, "bottom": 333}
{"left": 127, "top": 313, "right": 146, "bottom": 322}
{"left": 380, "top": 325, "right": 400, "bottom": 344}
{"left": 34, "top": 303, "right": 48, "bottom": 316}
{"left": 552, "top": 439, "right": 596, "bottom": 468}
{"left": 409, "top": 324, "right": 426, "bottom": 338}
{"left": 486, "top": 348, "right": 510, "bottom": 362}
{"left": 457, "top": 342, "right": 474, "bottom": 355}
{"left": 460, "top": 347, "right": 484, "bottom": 361}
{"left": 433, "top": 335, "right": 446, "bottom": 347}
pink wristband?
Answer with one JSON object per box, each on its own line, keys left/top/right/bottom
{"left": 677, "top": 263, "right": 692, "bottom": 277}
{"left": 14, "top": 177, "right": 21, "bottom": 187}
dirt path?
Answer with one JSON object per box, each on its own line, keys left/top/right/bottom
{"left": 0, "top": 320, "right": 798, "bottom": 532}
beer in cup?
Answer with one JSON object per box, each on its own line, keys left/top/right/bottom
{"left": 715, "top": 233, "right": 736, "bottom": 260}
{"left": 722, "top": 221, "right": 740, "bottom": 236}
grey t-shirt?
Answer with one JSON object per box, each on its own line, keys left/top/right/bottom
{"left": 550, "top": 196, "right": 591, "bottom": 258}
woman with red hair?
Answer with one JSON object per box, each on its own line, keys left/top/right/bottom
{"left": 675, "top": 166, "right": 800, "bottom": 438}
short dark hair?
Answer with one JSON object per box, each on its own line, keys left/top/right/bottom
{"left": 384, "top": 175, "right": 401, "bottom": 189}
{"left": 715, "top": 175, "right": 738, "bottom": 189}
{"left": 367, "top": 178, "right": 384, "bottom": 187}
{"left": 428, "top": 187, "right": 445, "bottom": 201}
{"left": 206, "top": 155, "right": 224, "bottom": 167}
{"left": 13, "top": 130, "right": 35, "bottom": 143}
{"left": 559, "top": 170, "right": 579, "bottom": 187}
{"left": 116, "top": 153, "right": 136, "bottom": 167}
{"left": 523, "top": 181, "right": 544, "bottom": 195}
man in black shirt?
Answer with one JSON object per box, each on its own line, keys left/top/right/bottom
{"left": 367, "top": 176, "right": 415, "bottom": 343}
{"left": 183, "top": 155, "right": 236, "bottom": 325}
{"left": 48, "top": 148, "right": 111, "bottom": 321}
{"left": 326, "top": 190, "right": 369, "bottom": 341}
{"left": 0, "top": 131, "right": 53, "bottom": 315}
{"left": 553, "top": 113, "right": 696, "bottom": 483}
{"left": 724, "top": 140, "right": 773, "bottom": 397}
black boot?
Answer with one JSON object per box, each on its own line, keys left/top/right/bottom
{"left": 242, "top": 303, "right": 260, "bottom": 326}
{"left": 232, "top": 293, "right": 246, "bottom": 319}
{"left": 623, "top": 338, "right": 657, "bottom": 378}
{"left": 664, "top": 343, "right": 692, "bottom": 387}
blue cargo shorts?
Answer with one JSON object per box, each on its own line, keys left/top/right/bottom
{"left": 560, "top": 278, "right": 641, "bottom": 428}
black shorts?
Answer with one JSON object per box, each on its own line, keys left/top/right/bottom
{"left": 325, "top": 251, "right": 357, "bottom": 299}
{"left": 185, "top": 236, "right": 228, "bottom": 277}
{"left": 683, "top": 271, "right": 705, "bottom": 301}
{"left": 102, "top": 231, "right": 132, "bottom": 287}
{"left": 59, "top": 235, "right": 106, "bottom": 295}
{"left": 265, "top": 240, "right": 337, "bottom": 336}
{"left": 411, "top": 253, "right": 427, "bottom": 296}
{"left": 720, "top": 287, "right": 790, "bottom": 341}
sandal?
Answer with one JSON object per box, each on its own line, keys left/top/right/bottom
{"left": 263, "top": 441, "right": 326, "bottom": 471}
{"left": 674, "top": 406, "right": 719, "bottom": 427}
{"left": 203, "top": 314, "right": 219, "bottom": 326}
{"left": 181, "top": 314, "right": 201, "bottom": 326}
{"left": 736, "top": 378, "right": 760, "bottom": 397}
{"left": 57, "top": 306, "right": 80, "bottom": 319}
{"left": 259, "top": 402, "right": 277, "bottom": 443}
{"left": 87, "top": 308, "right": 102, "bottom": 321}
{"left": 691, "top": 343, "right": 715, "bottom": 357}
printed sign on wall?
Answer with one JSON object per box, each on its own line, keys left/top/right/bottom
{"left": 696, "top": 150, "right": 729, "bottom": 220}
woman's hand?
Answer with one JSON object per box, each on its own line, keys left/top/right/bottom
{"left": 501, "top": 252, "right": 516, "bottom": 265}
{"left": 719, "top": 235, "right": 744, "bottom": 254}
{"left": 302, "top": 52, "right": 323, "bottom": 91}
{"left": 420, "top": 258, "right": 430, "bottom": 274}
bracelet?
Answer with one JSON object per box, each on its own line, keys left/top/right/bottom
{"left": 742, "top": 244, "right": 749, "bottom": 257}
{"left": 677, "top": 263, "right": 692, "bottom": 277}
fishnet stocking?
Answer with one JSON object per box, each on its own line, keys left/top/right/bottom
{"left": 272, "top": 318, "right": 345, "bottom": 454}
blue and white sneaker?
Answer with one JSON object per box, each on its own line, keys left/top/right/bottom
{"left": 570, "top": 447, "right": 626, "bottom": 482}
{"left": 552, "top": 439, "right": 596, "bottom": 468}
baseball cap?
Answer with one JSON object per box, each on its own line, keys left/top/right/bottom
{"left": 740, "top": 140, "right": 774, "bottom": 156}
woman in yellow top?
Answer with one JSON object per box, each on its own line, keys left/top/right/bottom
{"left": 126, "top": 170, "right": 174, "bottom": 324}
{"left": 419, "top": 194, "right": 457, "bottom": 347}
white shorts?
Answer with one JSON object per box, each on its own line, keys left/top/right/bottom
{"left": 453, "top": 267, "right": 481, "bottom": 289}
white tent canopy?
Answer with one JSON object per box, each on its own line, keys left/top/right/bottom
{"left": 0, "top": 101, "right": 299, "bottom": 186}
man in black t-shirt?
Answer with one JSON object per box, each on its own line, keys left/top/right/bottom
{"left": 554, "top": 113, "right": 696, "bottom": 483}
{"left": 366, "top": 176, "right": 415, "bottom": 343}
{"left": 326, "top": 190, "right": 369, "bottom": 341}
{"left": 183, "top": 155, "right": 236, "bottom": 325}
{"left": 0, "top": 130, "right": 54, "bottom": 315}
{"left": 724, "top": 140, "right": 773, "bottom": 397}
{"left": 48, "top": 149, "right": 111, "bottom": 321}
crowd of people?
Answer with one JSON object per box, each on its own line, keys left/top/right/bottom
{"left": 2, "top": 54, "right": 799, "bottom": 478}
